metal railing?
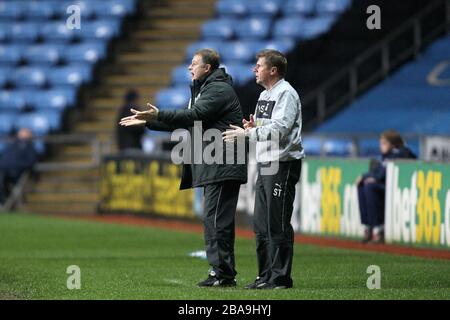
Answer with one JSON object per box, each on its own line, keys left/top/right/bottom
{"left": 0, "top": 134, "right": 111, "bottom": 172}
{"left": 35, "top": 134, "right": 109, "bottom": 171}
{"left": 303, "top": 0, "right": 450, "bottom": 130}
{"left": 302, "top": 132, "right": 428, "bottom": 159}
{"left": 0, "top": 172, "right": 30, "bottom": 212}
{"left": 0, "top": 134, "right": 110, "bottom": 212}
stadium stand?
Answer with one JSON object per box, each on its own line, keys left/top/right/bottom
{"left": 155, "top": 0, "right": 352, "bottom": 110}
{"left": 1, "top": 0, "right": 446, "bottom": 215}
{"left": 2, "top": 0, "right": 217, "bottom": 214}
{"left": 0, "top": 0, "right": 136, "bottom": 211}
{"left": 0, "top": 0, "right": 136, "bottom": 153}
{"left": 310, "top": 35, "right": 450, "bottom": 157}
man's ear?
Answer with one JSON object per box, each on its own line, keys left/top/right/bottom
{"left": 204, "top": 64, "right": 212, "bottom": 73}
{"left": 270, "top": 66, "right": 278, "bottom": 76}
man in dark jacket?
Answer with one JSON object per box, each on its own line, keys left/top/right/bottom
{"left": 357, "top": 130, "right": 416, "bottom": 244}
{"left": 0, "top": 128, "right": 39, "bottom": 204}
{"left": 120, "top": 49, "right": 247, "bottom": 287}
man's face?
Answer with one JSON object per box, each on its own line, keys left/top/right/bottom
{"left": 253, "top": 57, "right": 272, "bottom": 86}
{"left": 379, "top": 137, "right": 393, "bottom": 155}
{"left": 189, "top": 55, "right": 209, "bottom": 81}
{"left": 18, "top": 128, "right": 32, "bottom": 141}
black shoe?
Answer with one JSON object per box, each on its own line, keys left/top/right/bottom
{"left": 244, "top": 277, "right": 266, "bottom": 289}
{"left": 361, "top": 227, "right": 373, "bottom": 244}
{"left": 256, "top": 282, "right": 292, "bottom": 290}
{"left": 370, "top": 230, "right": 385, "bottom": 244}
{"left": 197, "top": 273, "right": 236, "bottom": 287}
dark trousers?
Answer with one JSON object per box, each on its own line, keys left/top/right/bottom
{"left": 253, "top": 160, "right": 302, "bottom": 287}
{"left": 0, "top": 169, "right": 21, "bottom": 203}
{"left": 357, "top": 182, "right": 385, "bottom": 227}
{"left": 204, "top": 180, "right": 241, "bottom": 280}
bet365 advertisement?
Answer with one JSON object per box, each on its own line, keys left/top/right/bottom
{"left": 99, "top": 155, "right": 450, "bottom": 249}
{"left": 385, "top": 161, "right": 450, "bottom": 248}
{"left": 299, "top": 158, "right": 369, "bottom": 238}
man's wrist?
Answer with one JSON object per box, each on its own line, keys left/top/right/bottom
{"left": 246, "top": 127, "right": 256, "bottom": 141}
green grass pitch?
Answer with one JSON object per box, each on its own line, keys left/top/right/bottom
{"left": 0, "top": 213, "right": 449, "bottom": 300}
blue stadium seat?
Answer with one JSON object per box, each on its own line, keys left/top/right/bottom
{"left": 32, "top": 89, "right": 74, "bottom": 111}
{"left": 302, "top": 137, "right": 322, "bottom": 155}
{"left": 81, "top": 20, "right": 120, "bottom": 40}
{"left": 10, "top": 22, "right": 40, "bottom": 42}
{"left": 0, "top": 44, "right": 23, "bottom": 65}
{"left": 0, "top": 1, "right": 24, "bottom": 19}
{"left": 34, "top": 109, "right": 63, "bottom": 131}
{"left": 47, "top": 64, "right": 92, "bottom": 87}
{"left": 222, "top": 63, "right": 254, "bottom": 86}
{"left": 24, "top": 44, "right": 63, "bottom": 65}
{"left": 93, "top": 0, "right": 136, "bottom": 17}
{"left": 273, "top": 16, "right": 335, "bottom": 40}
{"left": 301, "top": 16, "right": 337, "bottom": 39}
{"left": 0, "top": 141, "right": 6, "bottom": 154}
{"left": 156, "top": 87, "right": 191, "bottom": 110}
{"left": 12, "top": 67, "right": 47, "bottom": 88}
{"left": 282, "top": 0, "right": 316, "bottom": 16}
{"left": 0, "top": 23, "right": 10, "bottom": 42}
{"left": 273, "top": 17, "right": 307, "bottom": 39}
{"left": 259, "top": 39, "right": 296, "bottom": 54}
{"left": 117, "top": 0, "right": 137, "bottom": 12}
{"left": 202, "top": 19, "right": 235, "bottom": 40}
{"left": 0, "top": 67, "right": 11, "bottom": 88}
{"left": 186, "top": 41, "right": 222, "bottom": 60}
{"left": 25, "top": 1, "right": 56, "bottom": 20}
{"left": 171, "top": 65, "right": 192, "bottom": 86}
{"left": 220, "top": 41, "right": 258, "bottom": 63}
{"left": 65, "top": 42, "right": 107, "bottom": 63}
{"left": 422, "top": 35, "right": 450, "bottom": 63}
{"left": 317, "top": 0, "right": 352, "bottom": 14}
{"left": 48, "top": 87, "right": 77, "bottom": 106}
{"left": 247, "top": 0, "right": 280, "bottom": 18}
{"left": 16, "top": 113, "right": 51, "bottom": 137}
{"left": 323, "top": 139, "right": 353, "bottom": 156}
{"left": 405, "top": 139, "right": 419, "bottom": 157}
{"left": 0, "top": 112, "right": 16, "bottom": 135}
{"left": 57, "top": 0, "right": 95, "bottom": 19}
{"left": 216, "top": 0, "right": 248, "bottom": 17}
{"left": 358, "top": 139, "right": 380, "bottom": 157}
{"left": 0, "top": 90, "right": 27, "bottom": 111}
{"left": 235, "top": 18, "right": 271, "bottom": 39}
{"left": 41, "top": 22, "right": 76, "bottom": 43}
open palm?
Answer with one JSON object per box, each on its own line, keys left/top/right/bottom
{"left": 119, "top": 103, "right": 159, "bottom": 127}
{"left": 119, "top": 115, "right": 146, "bottom": 127}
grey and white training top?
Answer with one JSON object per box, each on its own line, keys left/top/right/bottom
{"left": 247, "top": 79, "right": 305, "bottom": 162}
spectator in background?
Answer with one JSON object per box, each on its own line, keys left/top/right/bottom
{"left": 0, "top": 128, "right": 39, "bottom": 204}
{"left": 356, "top": 129, "right": 417, "bottom": 244}
{"left": 116, "top": 89, "right": 145, "bottom": 152}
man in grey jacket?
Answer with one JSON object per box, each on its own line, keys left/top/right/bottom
{"left": 223, "top": 49, "right": 304, "bottom": 289}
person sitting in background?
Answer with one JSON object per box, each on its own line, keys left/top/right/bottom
{"left": 356, "top": 129, "right": 417, "bottom": 244}
{"left": 0, "top": 128, "right": 39, "bottom": 204}
{"left": 116, "top": 89, "right": 145, "bottom": 152}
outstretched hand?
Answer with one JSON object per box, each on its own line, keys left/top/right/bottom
{"left": 119, "top": 103, "right": 159, "bottom": 127}
{"left": 222, "top": 124, "right": 246, "bottom": 143}
{"left": 131, "top": 103, "right": 159, "bottom": 121}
